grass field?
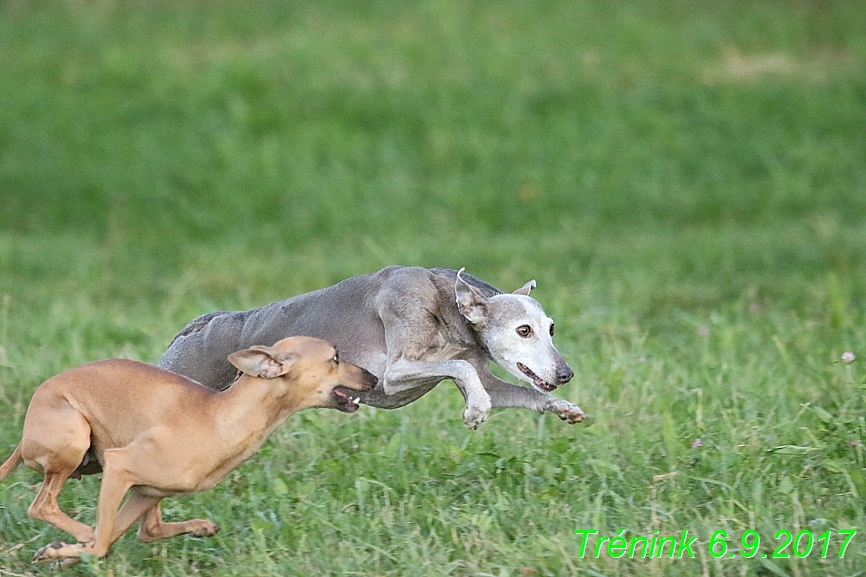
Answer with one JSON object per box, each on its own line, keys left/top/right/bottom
{"left": 1, "top": 0, "right": 866, "bottom": 575}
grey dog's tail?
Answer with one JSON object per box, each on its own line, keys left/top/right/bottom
{"left": 0, "top": 442, "right": 22, "bottom": 482}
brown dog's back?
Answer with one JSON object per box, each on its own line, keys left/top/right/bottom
{"left": 21, "top": 360, "right": 217, "bottom": 476}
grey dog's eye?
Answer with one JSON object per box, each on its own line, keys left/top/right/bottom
{"left": 549, "top": 323, "right": 555, "bottom": 337}
{"left": 516, "top": 325, "right": 532, "bottom": 338}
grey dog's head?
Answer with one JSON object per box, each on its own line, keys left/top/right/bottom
{"left": 455, "top": 269, "right": 574, "bottom": 392}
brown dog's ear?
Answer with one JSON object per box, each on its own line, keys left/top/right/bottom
{"left": 455, "top": 267, "right": 487, "bottom": 325}
{"left": 513, "top": 279, "right": 536, "bottom": 296}
{"left": 228, "top": 346, "right": 297, "bottom": 378}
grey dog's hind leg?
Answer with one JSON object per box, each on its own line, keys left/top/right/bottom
{"left": 164, "top": 311, "right": 231, "bottom": 349}
{"left": 158, "top": 311, "right": 246, "bottom": 390}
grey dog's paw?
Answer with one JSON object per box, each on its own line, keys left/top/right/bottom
{"left": 463, "top": 399, "right": 491, "bottom": 429}
{"left": 546, "top": 398, "right": 585, "bottom": 424}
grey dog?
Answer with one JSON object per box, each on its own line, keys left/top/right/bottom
{"left": 159, "top": 266, "right": 585, "bottom": 429}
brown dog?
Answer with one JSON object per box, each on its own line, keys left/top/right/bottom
{"left": 0, "top": 336, "right": 377, "bottom": 562}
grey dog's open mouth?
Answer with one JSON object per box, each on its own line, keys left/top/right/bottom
{"left": 332, "top": 389, "right": 361, "bottom": 413}
{"left": 517, "top": 363, "right": 557, "bottom": 393}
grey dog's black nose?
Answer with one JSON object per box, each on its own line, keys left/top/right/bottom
{"left": 556, "top": 365, "right": 574, "bottom": 384}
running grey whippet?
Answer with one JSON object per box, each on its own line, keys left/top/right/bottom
{"left": 159, "top": 266, "right": 584, "bottom": 429}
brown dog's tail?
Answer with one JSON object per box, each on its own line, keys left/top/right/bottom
{"left": 0, "top": 442, "right": 22, "bottom": 481}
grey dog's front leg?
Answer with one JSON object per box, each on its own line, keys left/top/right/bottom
{"left": 476, "top": 366, "right": 585, "bottom": 424}
{"left": 383, "top": 358, "right": 492, "bottom": 429}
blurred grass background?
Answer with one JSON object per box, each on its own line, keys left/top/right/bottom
{"left": 1, "top": 0, "right": 865, "bottom": 575}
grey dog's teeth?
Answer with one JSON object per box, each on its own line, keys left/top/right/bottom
{"left": 352, "top": 397, "right": 360, "bottom": 404}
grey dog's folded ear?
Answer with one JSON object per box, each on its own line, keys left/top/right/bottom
{"left": 455, "top": 267, "right": 487, "bottom": 325}
{"left": 228, "top": 346, "right": 298, "bottom": 379}
{"left": 513, "top": 279, "right": 536, "bottom": 296}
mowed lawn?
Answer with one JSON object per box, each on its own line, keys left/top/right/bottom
{"left": 1, "top": 1, "right": 866, "bottom": 575}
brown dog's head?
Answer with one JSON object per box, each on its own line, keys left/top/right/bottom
{"left": 227, "top": 336, "right": 377, "bottom": 413}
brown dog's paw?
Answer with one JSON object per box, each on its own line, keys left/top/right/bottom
{"left": 33, "top": 541, "right": 70, "bottom": 563}
{"left": 33, "top": 540, "right": 96, "bottom": 564}
{"left": 189, "top": 519, "right": 220, "bottom": 538}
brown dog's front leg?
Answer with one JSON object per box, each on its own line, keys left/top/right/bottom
{"left": 137, "top": 502, "right": 220, "bottom": 542}
{"left": 109, "top": 490, "right": 163, "bottom": 543}
{"left": 86, "top": 449, "right": 137, "bottom": 557}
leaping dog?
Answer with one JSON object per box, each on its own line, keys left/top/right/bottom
{"left": 159, "top": 266, "right": 585, "bottom": 429}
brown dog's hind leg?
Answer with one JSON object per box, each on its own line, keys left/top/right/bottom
{"left": 137, "top": 502, "right": 220, "bottom": 543}
{"left": 28, "top": 472, "right": 96, "bottom": 544}
{"left": 34, "top": 448, "right": 133, "bottom": 561}
{"left": 22, "top": 400, "right": 95, "bottom": 544}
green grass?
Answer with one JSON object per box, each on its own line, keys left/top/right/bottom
{"left": 1, "top": 0, "right": 866, "bottom": 575}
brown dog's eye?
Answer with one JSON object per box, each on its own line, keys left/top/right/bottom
{"left": 549, "top": 323, "right": 555, "bottom": 337}
{"left": 333, "top": 352, "right": 339, "bottom": 363}
{"left": 516, "top": 325, "right": 532, "bottom": 338}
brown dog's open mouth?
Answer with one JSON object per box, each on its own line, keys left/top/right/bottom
{"left": 333, "top": 389, "right": 361, "bottom": 413}
{"left": 517, "top": 363, "right": 557, "bottom": 393}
